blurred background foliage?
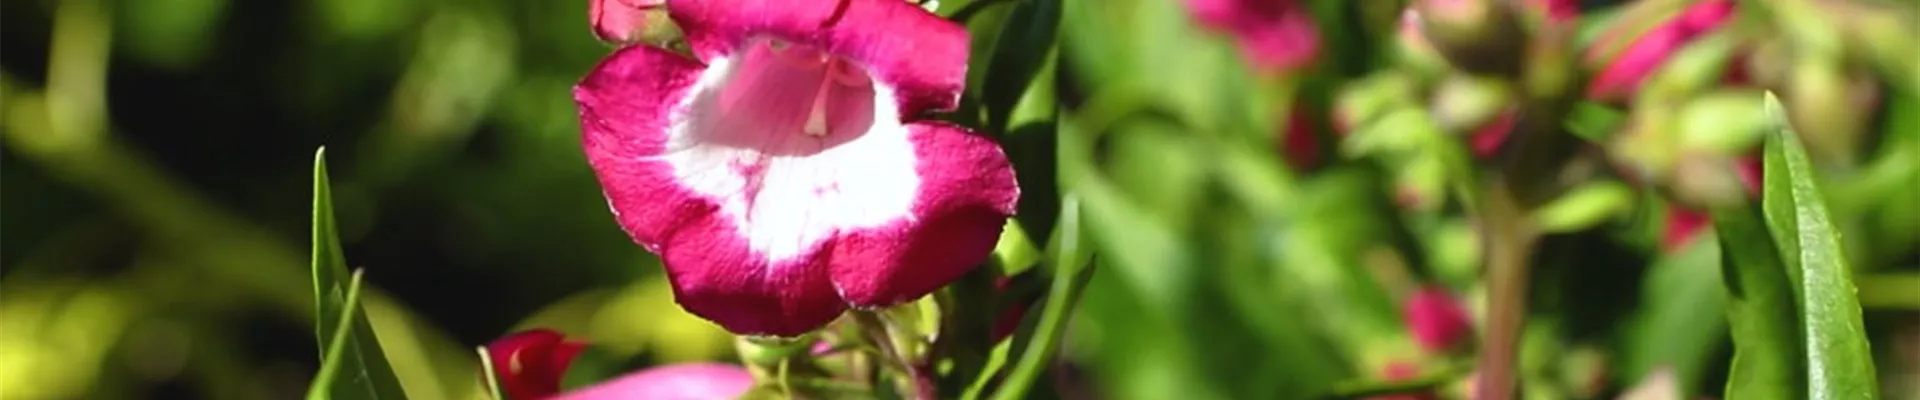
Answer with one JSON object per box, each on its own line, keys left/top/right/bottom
{"left": 2, "top": 0, "right": 741, "bottom": 398}
{"left": 0, "top": 0, "right": 1916, "bottom": 398}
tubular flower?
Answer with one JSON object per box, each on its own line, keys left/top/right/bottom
{"left": 590, "top": 0, "right": 666, "bottom": 44}
{"left": 551, "top": 363, "right": 755, "bottom": 400}
{"left": 486, "top": 329, "right": 587, "bottom": 400}
{"left": 1185, "top": 0, "right": 1322, "bottom": 71}
{"left": 574, "top": 0, "right": 1020, "bottom": 336}
{"left": 1585, "top": 0, "right": 1737, "bottom": 100}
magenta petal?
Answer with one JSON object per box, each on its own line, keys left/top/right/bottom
{"left": 577, "top": 45, "right": 711, "bottom": 247}
{"left": 577, "top": 45, "right": 850, "bottom": 337}
{"left": 551, "top": 363, "right": 755, "bottom": 400}
{"left": 1185, "top": 0, "right": 1321, "bottom": 71}
{"left": 666, "top": 0, "right": 969, "bottom": 117}
{"left": 829, "top": 122, "right": 1018, "bottom": 307}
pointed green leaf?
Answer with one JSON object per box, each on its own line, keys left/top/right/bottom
{"left": 1713, "top": 205, "right": 1803, "bottom": 400}
{"left": 310, "top": 148, "right": 406, "bottom": 400}
{"left": 1755, "top": 94, "right": 1880, "bottom": 399}
{"left": 980, "top": 0, "right": 1059, "bottom": 134}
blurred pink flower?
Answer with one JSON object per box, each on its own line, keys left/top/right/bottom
{"left": 1470, "top": 110, "right": 1517, "bottom": 159}
{"left": 575, "top": 0, "right": 1019, "bottom": 336}
{"left": 486, "top": 329, "right": 587, "bottom": 400}
{"left": 1585, "top": 0, "right": 1737, "bottom": 100}
{"left": 590, "top": 0, "right": 665, "bottom": 44}
{"left": 1185, "top": 0, "right": 1322, "bottom": 71}
{"left": 1403, "top": 286, "right": 1473, "bottom": 352}
{"left": 551, "top": 363, "right": 755, "bottom": 400}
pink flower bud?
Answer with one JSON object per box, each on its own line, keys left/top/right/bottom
{"left": 1403, "top": 286, "right": 1473, "bottom": 352}
{"left": 486, "top": 329, "right": 587, "bottom": 400}
{"left": 1585, "top": 0, "right": 1737, "bottom": 100}
{"left": 1469, "top": 109, "right": 1518, "bottom": 159}
{"left": 589, "top": 0, "right": 666, "bottom": 45}
{"left": 551, "top": 363, "right": 754, "bottom": 400}
{"left": 1184, "top": 0, "right": 1321, "bottom": 71}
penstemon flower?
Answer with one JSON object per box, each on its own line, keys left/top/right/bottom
{"left": 574, "top": 0, "right": 1020, "bottom": 337}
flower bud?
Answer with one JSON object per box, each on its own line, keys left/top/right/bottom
{"left": 1414, "top": 0, "right": 1527, "bottom": 76}
{"left": 589, "top": 0, "right": 671, "bottom": 46}
{"left": 1585, "top": 0, "right": 1736, "bottom": 102}
{"left": 1403, "top": 286, "right": 1474, "bottom": 353}
{"left": 486, "top": 329, "right": 587, "bottom": 400}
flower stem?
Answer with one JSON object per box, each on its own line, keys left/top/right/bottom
{"left": 853, "top": 310, "right": 935, "bottom": 399}
{"left": 1474, "top": 182, "right": 1539, "bottom": 400}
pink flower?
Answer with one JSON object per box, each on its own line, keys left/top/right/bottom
{"left": 574, "top": 0, "right": 1020, "bottom": 336}
{"left": 1585, "top": 0, "right": 1737, "bottom": 100}
{"left": 590, "top": 0, "right": 666, "bottom": 44}
{"left": 1185, "top": 0, "right": 1321, "bottom": 71}
{"left": 486, "top": 329, "right": 588, "bottom": 400}
{"left": 1469, "top": 110, "right": 1517, "bottom": 159}
{"left": 551, "top": 363, "right": 755, "bottom": 400}
{"left": 1403, "top": 286, "right": 1473, "bottom": 352}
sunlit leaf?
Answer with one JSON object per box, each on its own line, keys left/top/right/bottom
{"left": 1754, "top": 94, "right": 1880, "bottom": 399}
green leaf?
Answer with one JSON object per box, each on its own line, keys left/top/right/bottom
{"left": 309, "top": 147, "right": 406, "bottom": 400}
{"left": 308, "top": 269, "right": 390, "bottom": 399}
{"left": 980, "top": 0, "right": 1059, "bottom": 134}
{"left": 1534, "top": 180, "right": 1634, "bottom": 233}
{"left": 1754, "top": 94, "right": 1880, "bottom": 399}
{"left": 1618, "top": 237, "right": 1726, "bottom": 395}
{"left": 1713, "top": 204, "right": 1803, "bottom": 400}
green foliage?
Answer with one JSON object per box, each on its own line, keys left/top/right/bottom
{"left": 309, "top": 148, "right": 407, "bottom": 400}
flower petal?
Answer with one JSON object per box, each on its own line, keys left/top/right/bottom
{"left": 551, "top": 363, "right": 754, "bottom": 400}
{"left": 658, "top": 205, "right": 850, "bottom": 336}
{"left": 666, "top": 0, "right": 969, "bottom": 117}
{"left": 577, "top": 45, "right": 711, "bottom": 247}
{"left": 578, "top": 45, "right": 850, "bottom": 337}
{"left": 828, "top": 122, "right": 1018, "bottom": 307}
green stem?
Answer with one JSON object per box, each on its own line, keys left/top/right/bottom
{"left": 1857, "top": 273, "right": 1920, "bottom": 309}
{"left": 989, "top": 197, "right": 1092, "bottom": 400}
{"left": 1475, "top": 183, "right": 1540, "bottom": 400}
